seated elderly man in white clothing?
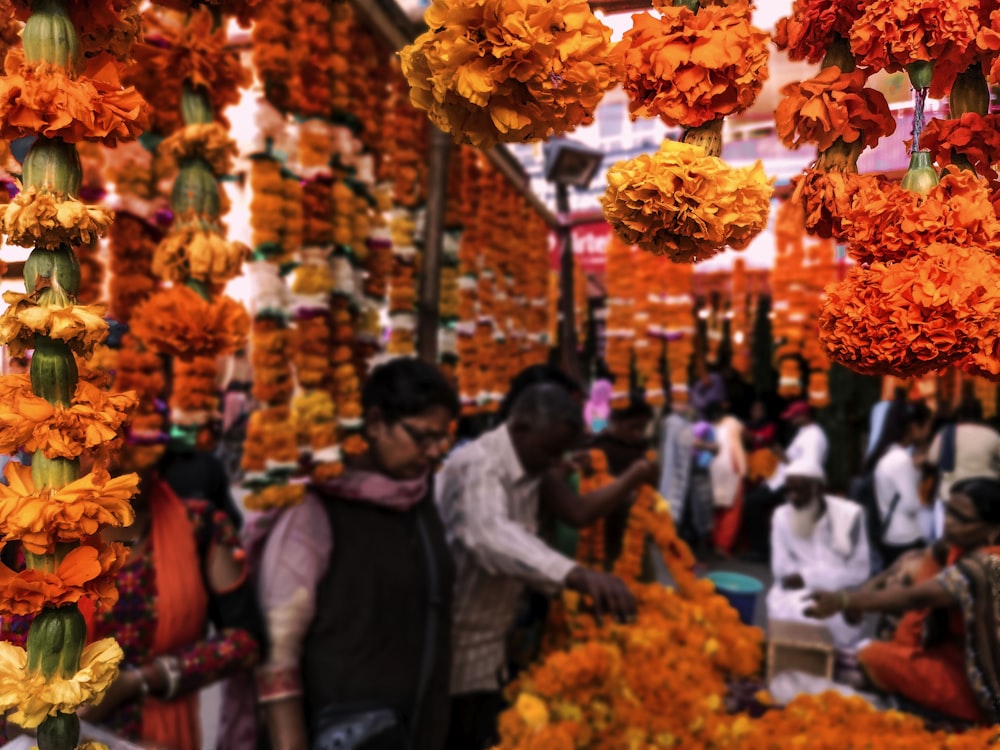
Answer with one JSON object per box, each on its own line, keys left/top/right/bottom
{"left": 767, "top": 457, "right": 871, "bottom": 650}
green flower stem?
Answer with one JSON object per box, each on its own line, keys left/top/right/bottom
{"left": 22, "top": 0, "right": 79, "bottom": 72}
{"left": 23, "top": 137, "right": 83, "bottom": 197}
{"left": 30, "top": 336, "right": 78, "bottom": 407}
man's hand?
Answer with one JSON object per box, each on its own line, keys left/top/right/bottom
{"left": 566, "top": 567, "right": 637, "bottom": 625}
{"left": 804, "top": 590, "right": 842, "bottom": 620}
{"left": 781, "top": 573, "right": 805, "bottom": 590}
{"left": 626, "top": 458, "right": 659, "bottom": 487}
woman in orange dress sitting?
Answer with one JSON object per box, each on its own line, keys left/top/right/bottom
{"left": 807, "top": 477, "right": 1000, "bottom": 723}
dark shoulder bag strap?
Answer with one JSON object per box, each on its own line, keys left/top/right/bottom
{"left": 409, "top": 503, "right": 443, "bottom": 749}
{"left": 880, "top": 491, "right": 902, "bottom": 545}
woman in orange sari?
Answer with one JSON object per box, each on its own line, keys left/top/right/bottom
{"left": 807, "top": 477, "right": 1000, "bottom": 723}
{"left": 1, "top": 458, "right": 263, "bottom": 748}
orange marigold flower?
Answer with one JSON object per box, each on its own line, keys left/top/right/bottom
{"left": 0, "top": 375, "right": 136, "bottom": 459}
{"left": 819, "top": 243, "right": 1000, "bottom": 376}
{"left": 773, "top": 0, "right": 865, "bottom": 63}
{"left": 921, "top": 113, "right": 1000, "bottom": 183}
{"left": 152, "top": 223, "right": 249, "bottom": 286}
{"left": 157, "top": 122, "right": 238, "bottom": 177}
{"left": 840, "top": 168, "right": 1000, "bottom": 263}
{"left": 850, "top": 0, "right": 980, "bottom": 94}
{"left": 976, "top": 8, "right": 1000, "bottom": 87}
{"left": 0, "top": 463, "right": 137, "bottom": 554}
{"left": 3, "top": 0, "right": 140, "bottom": 60}
{"left": 130, "top": 286, "right": 249, "bottom": 361}
{"left": 792, "top": 169, "right": 885, "bottom": 240}
{"left": 400, "top": 0, "right": 619, "bottom": 148}
{"left": 0, "top": 539, "right": 127, "bottom": 616}
{"left": 617, "top": 1, "right": 769, "bottom": 127}
{"left": 0, "top": 50, "right": 147, "bottom": 145}
{"left": 776, "top": 67, "right": 895, "bottom": 151}
{"left": 602, "top": 140, "right": 772, "bottom": 263}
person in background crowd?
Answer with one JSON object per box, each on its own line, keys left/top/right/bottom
{"left": 588, "top": 392, "right": 655, "bottom": 568}
{"left": 660, "top": 401, "right": 694, "bottom": 526}
{"left": 709, "top": 401, "right": 748, "bottom": 556}
{"left": 1, "top": 454, "right": 263, "bottom": 749}
{"left": 683, "top": 410, "right": 718, "bottom": 558}
{"left": 767, "top": 458, "right": 871, "bottom": 650}
{"left": 926, "top": 398, "right": 1000, "bottom": 541}
{"left": 742, "top": 400, "right": 829, "bottom": 562}
{"left": 584, "top": 378, "right": 614, "bottom": 434}
{"left": 495, "top": 364, "right": 585, "bottom": 424}
{"left": 744, "top": 399, "right": 779, "bottom": 487}
{"left": 160, "top": 422, "right": 243, "bottom": 529}
{"left": 438, "top": 384, "right": 654, "bottom": 750}
{"left": 867, "top": 401, "right": 933, "bottom": 568}
{"left": 255, "top": 359, "right": 459, "bottom": 750}
{"left": 691, "top": 364, "right": 727, "bottom": 420}
{"left": 807, "top": 478, "right": 1000, "bottom": 724}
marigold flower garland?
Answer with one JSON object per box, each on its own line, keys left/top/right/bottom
{"left": 400, "top": 0, "right": 619, "bottom": 148}
{"left": 0, "top": 2, "right": 146, "bottom": 746}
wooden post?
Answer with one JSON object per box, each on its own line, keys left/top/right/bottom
{"left": 417, "top": 126, "right": 451, "bottom": 363}
{"left": 556, "top": 184, "right": 582, "bottom": 382}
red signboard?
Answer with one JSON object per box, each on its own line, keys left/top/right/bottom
{"left": 548, "top": 221, "right": 611, "bottom": 275}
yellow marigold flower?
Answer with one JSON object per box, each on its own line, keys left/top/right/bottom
{"left": 2, "top": 187, "right": 113, "bottom": 249}
{"left": 243, "top": 483, "right": 306, "bottom": 511}
{"left": 0, "top": 638, "right": 123, "bottom": 729}
{"left": 158, "top": 122, "right": 238, "bottom": 176}
{"left": 0, "top": 291, "right": 108, "bottom": 357}
{"left": 515, "top": 694, "right": 550, "bottom": 731}
{"left": 602, "top": 140, "right": 772, "bottom": 263}
{"left": 400, "top": 0, "right": 619, "bottom": 148}
{"left": 152, "top": 224, "right": 249, "bottom": 286}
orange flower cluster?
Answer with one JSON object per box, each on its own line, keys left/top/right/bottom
{"left": 921, "top": 113, "right": 1000, "bottom": 188}
{"left": 241, "top": 406, "right": 297, "bottom": 475}
{"left": 0, "top": 539, "right": 126, "bottom": 616}
{"left": 502, "top": 477, "right": 763, "bottom": 748}
{"left": 0, "top": 291, "right": 108, "bottom": 358}
{"left": 0, "top": 375, "right": 135, "bottom": 460}
{"left": 820, "top": 242, "right": 1000, "bottom": 377}
{"left": 849, "top": 0, "right": 980, "bottom": 92}
{"left": 774, "top": 0, "right": 866, "bottom": 63}
{"left": 0, "top": 49, "right": 147, "bottom": 145}
{"left": 603, "top": 140, "right": 772, "bottom": 263}
{"left": 329, "top": 298, "right": 364, "bottom": 450}
{"left": 839, "top": 168, "right": 1000, "bottom": 263}
{"left": 250, "top": 156, "right": 303, "bottom": 263}
{"left": 151, "top": 0, "right": 261, "bottom": 28}
{"left": 388, "top": 258, "right": 417, "bottom": 356}
{"left": 575, "top": 452, "right": 609, "bottom": 568}
{"left": 776, "top": 67, "right": 895, "bottom": 151}
{"left": 617, "top": 1, "right": 769, "bottom": 128}
{"left": 172, "top": 357, "right": 219, "bottom": 414}
{"left": 302, "top": 178, "right": 335, "bottom": 248}
{"left": 0, "top": 462, "right": 136, "bottom": 555}
{"left": 791, "top": 168, "right": 883, "bottom": 241}
{"left": 113, "top": 336, "right": 167, "bottom": 472}
{"left": 128, "top": 8, "right": 249, "bottom": 135}
{"left": 730, "top": 258, "right": 751, "bottom": 375}
{"left": 250, "top": 317, "right": 294, "bottom": 405}
{"left": 400, "top": 0, "right": 619, "bottom": 148}
{"left": 131, "top": 285, "right": 250, "bottom": 361}
{"left": 152, "top": 221, "right": 249, "bottom": 286}
{"left": 603, "top": 236, "right": 636, "bottom": 407}
{"left": 158, "top": 122, "right": 238, "bottom": 177}
{"left": 294, "top": 313, "right": 331, "bottom": 390}
{"left": 384, "top": 72, "right": 429, "bottom": 209}
{"left": 772, "top": 200, "right": 835, "bottom": 402}
{"left": 663, "top": 264, "right": 695, "bottom": 405}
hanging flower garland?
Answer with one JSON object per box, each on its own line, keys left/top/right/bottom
{"left": 400, "top": 0, "right": 619, "bottom": 148}
{"left": 663, "top": 264, "right": 695, "bottom": 405}
{"left": 604, "top": 235, "right": 636, "bottom": 406}
{"left": 773, "top": 0, "right": 865, "bottom": 64}
{"left": 603, "top": 140, "right": 772, "bottom": 263}
{"left": 0, "top": 1, "right": 148, "bottom": 745}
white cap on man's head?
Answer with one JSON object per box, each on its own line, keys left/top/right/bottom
{"left": 785, "top": 456, "right": 825, "bottom": 483}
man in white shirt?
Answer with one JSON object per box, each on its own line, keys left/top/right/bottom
{"left": 437, "top": 383, "right": 656, "bottom": 750}
{"left": 768, "top": 457, "right": 872, "bottom": 650}
{"left": 744, "top": 401, "right": 829, "bottom": 562}
{"left": 926, "top": 399, "right": 1000, "bottom": 539}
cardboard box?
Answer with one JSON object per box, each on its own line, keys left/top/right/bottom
{"left": 767, "top": 618, "right": 836, "bottom": 682}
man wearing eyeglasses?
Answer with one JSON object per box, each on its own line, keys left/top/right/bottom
{"left": 437, "top": 382, "right": 657, "bottom": 750}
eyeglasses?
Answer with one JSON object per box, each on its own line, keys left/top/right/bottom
{"left": 398, "top": 421, "right": 450, "bottom": 451}
{"left": 945, "top": 504, "right": 978, "bottom": 524}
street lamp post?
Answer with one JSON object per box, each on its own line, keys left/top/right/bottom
{"left": 544, "top": 139, "right": 604, "bottom": 383}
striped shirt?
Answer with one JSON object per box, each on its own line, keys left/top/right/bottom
{"left": 436, "top": 425, "right": 577, "bottom": 695}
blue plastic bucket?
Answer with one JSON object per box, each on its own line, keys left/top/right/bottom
{"left": 706, "top": 571, "right": 764, "bottom": 626}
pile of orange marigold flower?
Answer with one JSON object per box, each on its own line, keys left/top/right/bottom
{"left": 498, "top": 455, "right": 1000, "bottom": 749}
